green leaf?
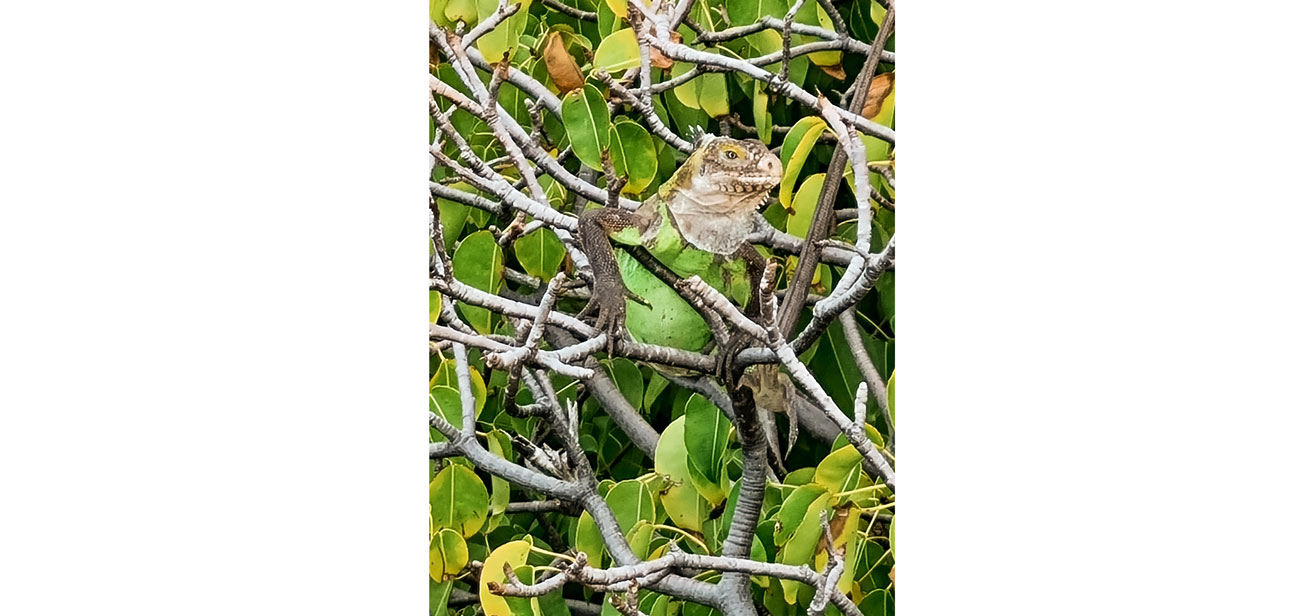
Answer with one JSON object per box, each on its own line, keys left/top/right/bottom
{"left": 604, "top": 0, "right": 628, "bottom": 19}
{"left": 429, "top": 290, "right": 442, "bottom": 323}
{"left": 476, "top": 0, "right": 534, "bottom": 64}
{"left": 429, "top": 464, "right": 490, "bottom": 538}
{"left": 684, "top": 394, "right": 731, "bottom": 506}
{"left": 538, "top": 174, "right": 568, "bottom": 210}
{"left": 887, "top": 371, "right": 895, "bottom": 426}
{"left": 847, "top": 0, "right": 878, "bottom": 42}
{"left": 814, "top": 443, "right": 863, "bottom": 495}
{"left": 618, "top": 251, "right": 713, "bottom": 351}
{"left": 430, "top": 579, "right": 453, "bottom": 616}
{"left": 831, "top": 508, "right": 863, "bottom": 594}
{"left": 434, "top": 181, "right": 474, "bottom": 241}
{"left": 607, "top": 479, "right": 656, "bottom": 534}
{"left": 498, "top": 79, "right": 533, "bottom": 134}
{"left": 797, "top": 1, "right": 842, "bottom": 66}
{"left": 777, "top": 491, "right": 831, "bottom": 602}
{"left": 609, "top": 119, "right": 658, "bottom": 194}
{"left": 515, "top": 227, "right": 565, "bottom": 282}
{"left": 430, "top": 359, "right": 488, "bottom": 417}
{"left": 698, "top": 72, "right": 729, "bottom": 118}
{"left": 662, "top": 69, "right": 708, "bottom": 134}
{"left": 773, "top": 483, "right": 827, "bottom": 545}
{"left": 654, "top": 416, "right": 711, "bottom": 531}
{"left": 428, "top": 385, "right": 462, "bottom": 442}
{"left": 726, "top": 0, "right": 788, "bottom": 25}
{"left": 442, "top": 0, "right": 478, "bottom": 24}
{"left": 889, "top": 513, "right": 896, "bottom": 555}
{"left": 863, "top": 422, "right": 885, "bottom": 449}
{"left": 643, "top": 371, "right": 669, "bottom": 411}
{"left": 537, "top": 587, "right": 575, "bottom": 616}
{"left": 429, "top": 528, "right": 469, "bottom": 580}
{"left": 786, "top": 172, "right": 825, "bottom": 239}
{"left": 484, "top": 430, "right": 513, "bottom": 515}
{"left": 593, "top": 27, "right": 641, "bottom": 73}
{"left": 574, "top": 510, "right": 607, "bottom": 568}
{"left": 561, "top": 84, "right": 612, "bottom": 169}
{"left": 861, "top": 589, "right": 893, "bottom": 616}
{"left": 669, "top": 61, "right": 701, "bottom": 109}
{"left": 752, "top": 83, "right": 772, "bottom": 144}
{"left": 627, "top": 519, "right": 655, "bottom": 560}
{"left": 603, "top": 357, "right": 645, "bottom": 412}
{"left": 779, "top": 116, "right": 828, "bottom": 207}
{"left": 451, "top": 230, "right": 505, "bottom": 334}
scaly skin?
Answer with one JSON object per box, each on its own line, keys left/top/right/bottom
{"left": 577, "top": 135, "right": 780, "bottom": 348}
{"left": 578, "top": 135, "right": 797, "bottom": 471}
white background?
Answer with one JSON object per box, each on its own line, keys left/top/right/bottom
{"left": 1, "top": 1, "right": 1297, "bottom": 614}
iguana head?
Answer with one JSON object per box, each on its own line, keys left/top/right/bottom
{"left": 695, "top": 135, "right": 781, "bottom": 194}
{"left": 655, "top": 135, "right": 782, "bottom": 254}
{"left": 661, "top": 136, "right": 782, "bottom": 208}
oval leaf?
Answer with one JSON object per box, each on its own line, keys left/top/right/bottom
{"left": 594, "top": 28, "right": 641, "bottom": 73}
{"left": 429, "top": 528, "right": 469, "bottom": 580}
{"left": 654, "top": 416, "right": 711, "bottom": 531}
{"left": 814, "top": 443, "right": 863, "bottom": 494}
{"left": 429, "top": 464, "right": 490, "bottom": 538}
{"left": 777, "top": 491, "right": 831, "bottom": 602}
{"left": 602, "top": 357, "right": 645, "bottom": 411}
{"left": 684, "top": 394, "right": 731, "bottom": 506}
{"left": 475, "top": 0, "right": 532, "bottom": 64}
{"left": 543, "top": 30, "right": 585, "bottom": 94}
{"left": 573, "top": 510, "right": 607, "bottom": 569}
{"left": 451, "top": 230, "right": 505, "bottom": 334}
{"left": 515, "top": 227, "right": 565, "bottom": 282}
{"left": 609, "top": 119, "right": 658, "bottom": 194}
{"left": 561, "top": 84, "right": 612, "bottom": 169}
{"left": 479, "top": 538, "right": 533, "bottom": 616}
{"left": 607, "top": 479, "right": 656, "bottom": 534}
{"left": 698, "top": 72, "right": 729, "bottom": 118}
{"left": 774, "top": 483, "right": 828, "bottom": 545}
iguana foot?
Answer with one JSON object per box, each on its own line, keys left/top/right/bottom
{"left": 576, "top": 283, "right": 627, "bottom": 356}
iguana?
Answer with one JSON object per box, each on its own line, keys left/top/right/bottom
{"left": 577, "top": 134, "right": 797, "bottom": 470}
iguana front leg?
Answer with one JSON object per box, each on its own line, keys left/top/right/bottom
{"left": 576, "top": 207, "right": 649, "bottom": 353}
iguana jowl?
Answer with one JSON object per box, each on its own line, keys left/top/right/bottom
{"left": 577, "top": 135, "right": 797, "bottom": 468}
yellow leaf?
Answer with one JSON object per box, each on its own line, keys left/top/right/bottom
{"left": 479, "top": 538, "right": 533, "bottom": 615}
{"left": 779, "top": 117, "right": 828, "bottom": 208}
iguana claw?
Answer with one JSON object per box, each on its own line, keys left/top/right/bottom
{"left": 577, "top": 280, "right": 628, "bottom": 356}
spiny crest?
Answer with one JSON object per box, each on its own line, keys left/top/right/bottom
{"left": 687, "top": 126, "right": 713, "bottom": 150}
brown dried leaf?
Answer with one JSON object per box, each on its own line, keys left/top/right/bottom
{"left": 649, "top": 31, "right": 682, "bottom": 69}
{"left": 817, "top": 63, "right": 847, "bottom": 80}
{"left": 861, "top": 72, "right": 895, "bottom": 119}
{"left": 650, "top": 48, "right": 672, "bottom": 69}
{"left": 543, "top": 31, "right": 585, "bottom": 94}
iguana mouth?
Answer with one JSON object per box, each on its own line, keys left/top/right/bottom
{"left": 717, "top": 176, "right": 781, "bottom": 194}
